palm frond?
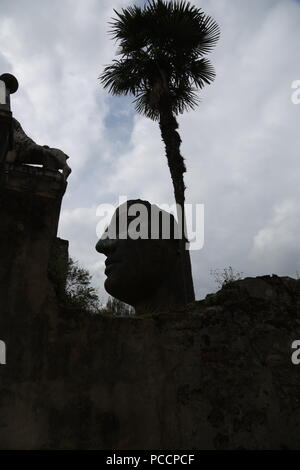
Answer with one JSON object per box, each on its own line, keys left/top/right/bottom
{"left": 170, "top": 82, "right": 199, "bottom": 114}
{"left": 109, "top": 6, "right": 148, "bottom": 54}
{"left": 143, "top": 0, "right": 220, "bottom": 56}
{"left": 133, "top": 81, "right": 199, "bottom": 120}
{"left": 99, "top": 0, "right": 220, "bottom": 119}
{"left": 195, "top": 14, "right": 220, "bottom": 55}
{"left": 187, "top": 58, "right": 216, "bottom": 89}
{"left": 100, "top": 59, "right": 142, "bottom": 95}
{"left": 134, "top": 90, "right": 160, "bottom": 120}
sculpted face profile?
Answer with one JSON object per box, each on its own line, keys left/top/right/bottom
{"left": 96, "top": 200, "right": 186, "bottom": 314}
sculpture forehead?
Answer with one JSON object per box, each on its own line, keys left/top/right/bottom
{"left": 108, "top": 200, "right": 180, "bottom": 240}
{"left": 110, "top": 200, "right": 153, "bottom": 228}
{"left": 114, "top": 200, "right": 151, "bottom": 216}
{"left": 112, "top": 200, "right": 172, "bottom": 221}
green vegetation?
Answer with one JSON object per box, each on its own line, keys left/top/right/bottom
{"left": 210, "top": 266, "right": 244, "bottom": 289}
{"left": 64, "top": 258, "right": 100, "bottom": 313}
{"left": 49, "top": 250, "right": 133, "bottom": 315}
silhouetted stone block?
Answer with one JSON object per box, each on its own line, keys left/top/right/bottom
{"left": 1, "top": 265, "right": 300, "bottom": 449}
{"left": 0, "top": 164, "right": 66, "bottom": 380}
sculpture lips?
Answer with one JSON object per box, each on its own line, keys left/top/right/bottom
{"left": 105, "top": 258, "right": 120, "bottom": 275}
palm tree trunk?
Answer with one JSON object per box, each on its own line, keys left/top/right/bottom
{"left": 159, "top": 104, "right": 195, "bottom": 305}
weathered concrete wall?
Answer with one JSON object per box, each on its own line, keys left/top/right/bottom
{"left": 1, "top": 273, "right": 300, "bottom": 449}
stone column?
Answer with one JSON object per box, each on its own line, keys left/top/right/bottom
{"left": 0, "top": 164, "right": 66, "bottom": 376}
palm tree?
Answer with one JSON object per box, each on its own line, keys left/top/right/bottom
{"left": 100, "top": 0, "right": 220, "bottom": 304}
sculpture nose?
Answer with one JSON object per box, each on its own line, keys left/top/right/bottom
{"left": 95, "top": 236, "right": 117, "bottom": 256}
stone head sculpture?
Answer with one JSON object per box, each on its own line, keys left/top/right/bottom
{"left": 96, "top": 200, "right": 186, "bottom": 314}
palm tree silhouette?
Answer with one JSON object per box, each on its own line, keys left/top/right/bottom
{"left": 100, "top": 0, "right": 220, "bottom": 304}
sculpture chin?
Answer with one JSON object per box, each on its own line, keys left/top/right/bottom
{"left": 104, "top": 275, "right": 134, "bottom": 305}
{"left": 104, "top": 266, "right": 161, "bottom": 307}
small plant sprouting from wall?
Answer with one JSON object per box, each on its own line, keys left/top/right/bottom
{"left": 210, "top": 266, "right": 244, "bottom": 290}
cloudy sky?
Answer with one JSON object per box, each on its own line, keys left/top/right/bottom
{"left": 1, "top": 0, "right": 300, "bottom": 303}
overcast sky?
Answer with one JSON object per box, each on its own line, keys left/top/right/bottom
{"left": 1, "top": 0, "right": 300, "bottom": 303}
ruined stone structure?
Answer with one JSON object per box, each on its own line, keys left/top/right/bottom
{"left": 0, "top": 72, "right": 71, "bottom": 178}
{"left": 0, "top": 133, "right": 300, "bottom": 449}
{"left": 0, "top": 163, "right": 68, "bottom": 436}
{"left": 8, "top": 119, "right": 71, "bottom": 180}
{"left": 0, "top": 265, "right": 300, "bottom": 448}
{"left": 0, "top": 163, "right": 66, "bottom": 317}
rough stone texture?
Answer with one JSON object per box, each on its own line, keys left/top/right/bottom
{"left": 0, "top": 164, "right": 66, "bottom": 318}
{"left": 0, "top": 164, "right": 67, "bottom": 449}
{"left": 9, "top": 119, "right": 71, "bottom": 180}
{"left": 1, "top": 165, "right": 300, "bottom": 449}
{"left": 1, "top": 272, "right": 300, "bottom": 449}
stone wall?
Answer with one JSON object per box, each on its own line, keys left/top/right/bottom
{"left": 1, "top": 272, "right": 300, "bottom": 449}
{"left": 1, "top": 165, "right": 300, "bottom": 449}
{"left": 0, "top": 164, "right": 67, "bottom": 448}
{"left": 0, "top": 163, "right": 66, "bottom": 318}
